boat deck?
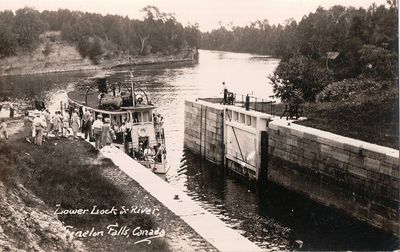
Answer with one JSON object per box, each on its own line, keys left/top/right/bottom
{"left": 67, "top": 90, "right": 154, "bottom": 113}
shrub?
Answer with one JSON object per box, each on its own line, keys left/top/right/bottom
{"left": 316, "top": 78, "right": 393, "bottom": 102}
{"left": 269, "top": 55, "right": 333, "bottom": 102}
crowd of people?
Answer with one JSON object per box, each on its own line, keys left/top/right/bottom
{"left": 21, "top": 105, "right": 116, "bottom": 148}
{"left": 0, "top": 101, "right": 167, "bottom": 167}
{"left": 19, "top": 103, "right": 166, "bottom": 164}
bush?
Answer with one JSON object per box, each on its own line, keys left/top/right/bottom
{"left": 269, "top": 55, "right": 333, "bottom": 102}
{"left": 316, "top": 78, "right": 393, "bottom": 102}
{"left": 359, "top": 45, "right": 398, "bottom": 80}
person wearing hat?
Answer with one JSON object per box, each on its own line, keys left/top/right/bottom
{"left": 101, "top": 117, "right": 113, "bottom": 147}
{"left": 52, "top": 111, "right": 61, "bottom": 138}
{"left": 71, "top": 109, "right": 80, "bottom": 139}
{"left": 33, "top": 112, "right": 46, "bottom": 145}
{"left": 44, "top": 109, "right": 51, "bottom": 139}
{"left": 82, "top": 109, "right": 92, "bottom": 140}
{"left": 92, "top": 114, "right": 103, "bottom": 150}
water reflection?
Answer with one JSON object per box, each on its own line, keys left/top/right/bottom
{"left": 0, "top": 71, "right": 99, "bottom": 115}
{"left": 180, "top": 150, "right": 399, "bottom": 251}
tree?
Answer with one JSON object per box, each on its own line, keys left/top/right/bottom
{"left": 13, "top": 7, "right": 46, "bottom": 52}
{"left": 0, "top": 10, "right": 16, "bottom": 57}
{"left": 359, "top": 45, "right": 397, "bottom": 80}
{"left": 88, "top": 37, "right": 104, "bottom": 64}
{"left": 269, "top": 56, "right": 333, "bottom": 102}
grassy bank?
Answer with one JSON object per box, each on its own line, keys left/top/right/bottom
{"left": 0, "top": 131, "right": 216, "bottom": 251}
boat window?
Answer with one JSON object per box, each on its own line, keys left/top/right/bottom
{"left": 132, "top": 112, "right": 142, "bottom": 123}
{"left": 142, "top": 111, "right": 149, "bottom": 122}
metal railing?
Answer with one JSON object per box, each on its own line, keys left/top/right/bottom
{"left": 229, "top": 92, "right": 276, "bottom": 115}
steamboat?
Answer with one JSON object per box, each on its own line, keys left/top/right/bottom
{"left": 66, "top": 71, "right": 168, "bottom": 174}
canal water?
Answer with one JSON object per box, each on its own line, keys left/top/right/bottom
{"left": 0, "top": 50, "right": 398, "bottom": 250}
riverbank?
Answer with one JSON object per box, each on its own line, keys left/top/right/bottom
{"left": 0, "top": 122, "right": 216, "bottom": 251}
{"left": 0, "top": 39, "right": 196, "bottom": 77}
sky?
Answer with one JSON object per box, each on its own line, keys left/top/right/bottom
{"left": 0, "top": 0, "right": 389, "bottom": 31}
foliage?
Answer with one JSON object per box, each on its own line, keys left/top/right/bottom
{"left": 297, "top": 86, "right": 398, "bottom": 149}
{"left": 269, "top": 56, "right": 333, "bottom": 102}
{"left": 359, "top": 45, "right": 398, "bottom": 80}
{"left": 0, "top": 10, "right": 16, "bottom": 57}
{"left": 0, "top": 6, "right": 200, "bottom": 59}
{"left": 13, "top": 7, "right": 47, "bottom": 53}
{"left": 316, "top": 78, "right": 394, "bottom": 102}
{"left": 88, "top": 37, "right": 104, "bottom": 64}
{"left": 201, "top": 2, "right": 398, "bottom": 102}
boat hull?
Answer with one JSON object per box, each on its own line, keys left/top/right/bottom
{"left": 138, "top": 160, "right": 168, "bottom": 174}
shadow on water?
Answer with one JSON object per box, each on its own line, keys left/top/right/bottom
{"left": 0, "top": 71, "right": 99, "bottom": 116}
{"left": 180, "top": 149, "right": 399, "bottom": 251}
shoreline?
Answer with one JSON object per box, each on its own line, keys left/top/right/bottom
{"left": 0, "top": 54, "right": 197, "bottom": 77}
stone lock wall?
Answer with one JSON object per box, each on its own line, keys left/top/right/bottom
{"left": 267, "top": 120, "right": 400, "bottom": 235}
{"left": 184, "top": 100, "right": 224, "bottom": 164}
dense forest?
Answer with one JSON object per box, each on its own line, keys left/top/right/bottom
{"left": 0, "top": 6, "right": 201, "bottom": 63}
{"left": 201, "top": 1, "right": 398, "bottom": 103}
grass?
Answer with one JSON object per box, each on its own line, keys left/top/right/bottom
{"left": 0, "top": 136, "right": 171, "bottom": 251}
{"left": 296, "top": 98, "right": 398, "bottom": 149}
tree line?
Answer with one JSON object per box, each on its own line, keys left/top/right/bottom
{"left": 201, "top": 1, "right": 398, "bottom": 102}
{"left": 0, "top": 6, "right": 201, "bottom": 63}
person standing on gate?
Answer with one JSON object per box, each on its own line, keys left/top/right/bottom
{"left": 92, "top": 114, "right": 103, "bottom": 150}
{"left": 220, "top": 82, "right": 228, "bottom": 104}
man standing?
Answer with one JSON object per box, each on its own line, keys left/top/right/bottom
{"left": 44, "top": 109, "right": 51, "bottom": 139}
{"left": 9, "top": 103, "right": 14, "bottom": 118}
{"left": 92, "top": 114, "right": 103, "bottom": 150}
{"left": 220, "top": 82, "right": 228, "bottom": 104}
{"left": 33, "top": 112, "right": 46, "bottom": 146}
{"left": 71, "top": 110, "right": 80, "bottom": 139}
{"left": 82, "top": 109, "right": 92, "bottom": 140}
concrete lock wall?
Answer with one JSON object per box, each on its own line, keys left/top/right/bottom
{"left": 184, "top": 100, "right": 224, "bottom": 164}
{"left": 267, "top": 120, "right": 400, "bottom": 235}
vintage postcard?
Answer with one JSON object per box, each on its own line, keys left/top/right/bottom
{"left": 0, "top": 0, "right": 398, "bottom": 251}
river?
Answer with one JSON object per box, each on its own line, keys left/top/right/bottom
{"left": 0, "top": 50, "right": 397, "bottom": 250}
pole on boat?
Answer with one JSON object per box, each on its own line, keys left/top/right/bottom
{"left": 129, "top": 57, "right": 136, "bottom": 107}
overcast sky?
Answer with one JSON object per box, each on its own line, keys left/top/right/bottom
{"left": 1, "top": 0, "right": 389, "bottom": 31}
